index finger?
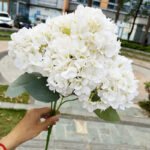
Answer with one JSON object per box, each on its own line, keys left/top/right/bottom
{"left": 36, "top": 107, "right": 51, "bottom": 115}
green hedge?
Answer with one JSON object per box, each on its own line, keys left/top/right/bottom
{"left": 139, "top": 101, "right": 150, "bottom": 116}
{"left": 121, "top": 40, "right": 150, "bottom": 53}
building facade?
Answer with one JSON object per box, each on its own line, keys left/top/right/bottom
{"left": 28, "top": 0, "right": 64, "bottom": 24}
{"left": 10, "top": 0, "right": 29, "bottom": 19}
{"left": 0, "top": 0, "right": 29, "bottom": 19}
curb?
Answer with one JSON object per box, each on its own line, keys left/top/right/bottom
{"left": 121, "top": 48, "right": 150, "bottom": 62}
{"left": 0, "top": 27, "right": 18, "bottom": 32}
{"left": 0, "top": 51, "right": 8, "bottom": 59}
{"left": 122, "top": 47, "right": 150, "bottom": 56}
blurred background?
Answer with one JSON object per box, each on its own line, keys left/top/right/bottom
{"left": 0, "top": 0, "right": 150, "bottom": 150}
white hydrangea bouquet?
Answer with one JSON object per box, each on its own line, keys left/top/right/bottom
{"left": 6, "top": 5, "right": 138, "bottom": 150}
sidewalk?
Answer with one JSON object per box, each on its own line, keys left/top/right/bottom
{"left": 17, "top": 117, "right": 150, "bottom": 150}
{"left": 0, "top": 41, "right": 8, "bottom": 52}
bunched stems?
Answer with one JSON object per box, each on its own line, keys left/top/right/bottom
{"left": 45, "top": 96, "right": 78, "bottom": 150}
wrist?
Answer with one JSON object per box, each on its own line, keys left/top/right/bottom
{"left": 0, "top": 143, "right": 7, "bottom": 150}
{"left": 0, "top": 131, "right": 22, "bottom": 150}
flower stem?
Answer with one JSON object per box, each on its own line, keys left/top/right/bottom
{"left": 56, "top": 98, "right": 78, "bottom": 111}
{"left": 45, "top": 101, "right": 56, "bottom": 150}
{"left": 45, "top": 125, "right": 53, "bottom": 150}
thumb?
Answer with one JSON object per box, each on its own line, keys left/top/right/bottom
{"left": 41, "top": 115, "right": 60, "bottom": 129}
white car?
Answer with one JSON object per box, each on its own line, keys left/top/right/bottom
{"left": 0, "top": 11, "right": 13, "bottom": 28}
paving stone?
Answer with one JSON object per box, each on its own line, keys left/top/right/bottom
{"left": 53, "top": 122, "right": 66, "bottom": 140}
{"left": 17, "top": 139, "right": 147, "bottom": 150}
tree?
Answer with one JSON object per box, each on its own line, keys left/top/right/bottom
{"left": 141, "top": 2, "right": 150, "bottom": 45}
{"left": 115, "top": 0, "right": 123, "bottom": 23}
{"left": 87, "top": 0, "right": 93, "bottom": 7}
{"left": 63, "top": 0, "right": 69, "bottom": 13}
{"left": 142, "top": 16, "right": 150, "bottom": 46}
{"left": 127, "top": 0, "right": 144, "bottom": 40}
{"left": 115, "top": 0, "right": 131, "bottom": 23}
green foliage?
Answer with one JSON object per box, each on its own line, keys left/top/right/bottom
{"left": 121, "top": 39, "right": 150, "bottom": 52}
{"left": 138, "top": 101, "right": 150, "bottom": 116}
{"left": 6, "top": 73, "right": 60, "bottom": 103}
{"left": 144, "top": 82, "right": 150, "bottom": 101}
{"left": 94, "top": 107, "right": 120, "bottom": 122}
{"left": 125, "top": 0, "right": 144, "bottom": 21}
{"left": 0, "top": 108, "right": 26, "bottom": 138}
{"left": 138, "top": 81, "right": 150, "bottom": 116}
{"left": 144, "top": 82, "right": 150, "bottom": 90}
{"left": 0, "top": 85, "right": 29, "bottom": 104}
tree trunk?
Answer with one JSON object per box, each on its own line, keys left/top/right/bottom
{"left": 127, "top": 0, "right": 143, "bottom": 40}
{"left": 115, "top": 0, "right": 122, "bottom": 23}
{"left": 63, "top": 0, "right": 69, "bottom": 13}
{"left": 142, "top": 16, "right": 150, "bottom": 46}
{"left": 87, "top": 0, "right": 93, "bottom": 7}
{"left": 8, "top": 0, "right": 10, "bottom": 13}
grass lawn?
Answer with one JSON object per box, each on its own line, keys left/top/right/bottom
{"left": 0, "top": 108, "right": 26, "bottom": 138}
{"left": 0, "top": 36, "right": 11, "bottom": 41}
{"left": 0, "top": 85, "right": 29, "bottom": 104}
{"left": 0, "top": 30, "right": 14, "bottom": 35}
{"left": 0, "top": 30, "right": 15, "bottom": 41}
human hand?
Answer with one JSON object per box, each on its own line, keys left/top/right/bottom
{"left": 0, "top": 107, "right": 60, "bottom": 150}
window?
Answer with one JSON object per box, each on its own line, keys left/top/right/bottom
{"left": 109, "top": 0, "right": 116, "bottom": 3}
{"left": 93, "top": 1, "right": 100, "bottom": 7}
{"left": 0, "top": 0, "right": 8, "bottom": 12}
{"left": 108, "top": 4, "right": 115, "bottom": 10}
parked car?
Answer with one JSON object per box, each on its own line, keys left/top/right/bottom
{"left": 14, "top": 15, "right": 32, "bottom": 29}
{"left": 0, "top": 11, "right": 13, "bottom": 28}
{"left": 34, "top": 16, "right": 46, "bottom": 26}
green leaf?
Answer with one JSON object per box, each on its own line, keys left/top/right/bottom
{"left": 90, "top": 90, "right": 101, "bottom": 102}
{"left": 94, "top": 107, "right": 120, "bottom": 122}
{"left": 5, "top": 73, "right": 31, "bottom": 97}
{"left": 24, "top": 76, "right": 60, "bottom": 103}
{"left": 6, "top": 73, "right": 60, "bottom": 103}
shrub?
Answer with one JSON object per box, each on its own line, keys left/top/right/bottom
{"left": 139, "top": 101, "right": 150, "bottom": 116}
{"left": 144, "top": 82, "right": 150, "bottom": 101}
{"left": 121, "top": 40, "right": 150, "bottom": 53}
{"left": 138, "top": 81, "right": 150, "bottom": 116}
